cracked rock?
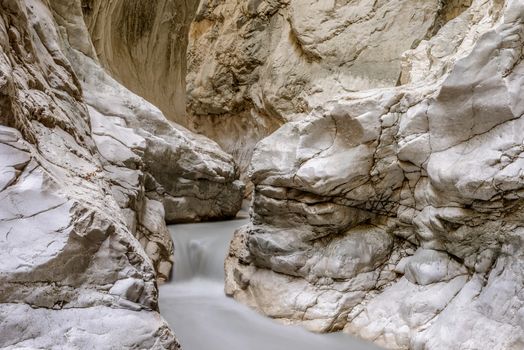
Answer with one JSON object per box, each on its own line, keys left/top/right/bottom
{"left": 225, "top": 1, "right": 524, "bottom": 349}
{"left": 0, "top": 0, "right": 244, "bottom": 348}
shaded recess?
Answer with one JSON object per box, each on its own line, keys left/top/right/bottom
{"left": 81, "top": 0, "right": 200, "bottom": 124}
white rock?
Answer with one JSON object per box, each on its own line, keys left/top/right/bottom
{"left": 0, "top": 0, "right": 244, "bottom": 348}
{"left": 0, "top": 304, "right": 179, "bottom": 349}
{"left": 225, "top": 1, "right": 524, "bottom": 349}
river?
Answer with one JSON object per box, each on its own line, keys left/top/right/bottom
{"left": 159, "top": 209, "right": 382, "bottom": 350}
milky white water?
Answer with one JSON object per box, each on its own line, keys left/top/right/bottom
{"left": 159, "top": 209, "right": 383, "bottom": 350}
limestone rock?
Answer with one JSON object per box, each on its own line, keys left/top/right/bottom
{"left": 81, "top": 0, "right": 199, "bottom": 125}
{"left": 0, "top": 1, "right": 178, "bottom": 347}
{"left": 52, "top": 0, "right": 244, "bottom": 279}
{"left": 0, "top": 0, "right": 242, "bottom": 348}
{"left": 225, "top": 1, "right": 524, "bottom": 349}
{"left": 184, "top": 0, "right": 475, "bottom": 178}
{"left": 0, "top": 303, "right": 179, "bottom": 349}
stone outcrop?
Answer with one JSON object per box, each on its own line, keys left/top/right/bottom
{"left": 184, "top": 0, "right": 475, "bottom": 179}
{"left": 225, "top": 0, "right": 524, "bottom": 349}
{"left": 0, "top": 0, "right": 243, "bottom": 348}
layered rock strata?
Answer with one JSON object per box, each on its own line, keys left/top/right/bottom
{"left": 0, "top": 0, "right": 243, "bottom": 348}
{"left": 225, "top": 0, "right": 524, "bottom": 349}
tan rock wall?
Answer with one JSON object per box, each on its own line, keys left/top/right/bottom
{"left": 82, "top": 0, "right": 199, "bottom": 125}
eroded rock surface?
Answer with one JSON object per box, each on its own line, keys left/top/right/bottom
{"left": 81, "top": 0, "right": 199, "bottom": 125}
{"left": 225, "top": 1, "right": 524, "bottom": 349}
{"left": 0, "top": 0, "right": 243, "bottom": 348}
{"left": 184, "top": 0, "right": 475, "bottom": 179}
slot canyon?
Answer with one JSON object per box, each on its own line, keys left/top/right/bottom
{"left": 1, "top": 0, "right": 524, "bottom": 349}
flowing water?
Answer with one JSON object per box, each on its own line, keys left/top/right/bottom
{"left": 159, "top": 209, "right": 383, "bottom": 350}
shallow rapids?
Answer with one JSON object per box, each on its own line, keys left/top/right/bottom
{"left": 159, "top": 212, "right": 382, "bottom": 350}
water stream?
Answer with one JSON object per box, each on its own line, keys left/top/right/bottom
{"left": 159, "top": 210, "right": 382, "bottom": 350}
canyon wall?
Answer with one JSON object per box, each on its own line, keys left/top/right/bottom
{"left": 0, "top": 0, "right": 243, "bottom": 347}
{"left": 83, "top": 0, "right": 462, "bottom": 187}
{"left": 225, "top": 0, "right": 524, "bottom": 349}
{"left": 3, "top": 0, "right": 524, "bottom": 349}
{"left": 184, "top": 0, "right": 476, "bottom": 180}
{"left": 81, "top": 0, "right": 199, "bottom": 125}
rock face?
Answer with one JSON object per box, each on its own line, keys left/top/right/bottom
{"left": 81, "top": 0, "right": 199, "bottom": 125}
{"left": 84, "top": 0, "right": 465, "bottom": 187}
{"left": 0, "top": 0, "right": 243, "bottom": 348}
{"left": 184, "top": 0, "right": 474, "bottom": 178}
{"left": 225, "top": 0, "right": 524, "bottom": 349}
{"left": 4, "top": 0, "right": 524, "bottom": 348}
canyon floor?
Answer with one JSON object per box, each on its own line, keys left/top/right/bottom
{"left": 159, "top": 210, "right": 382, "bottom": 350}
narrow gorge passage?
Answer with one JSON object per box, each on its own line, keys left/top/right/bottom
{"left": 3, "top": 1, "right": 524, "bottom": 349}
{"left": 159, "top": 206, "right": 382, "bottom": 350}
